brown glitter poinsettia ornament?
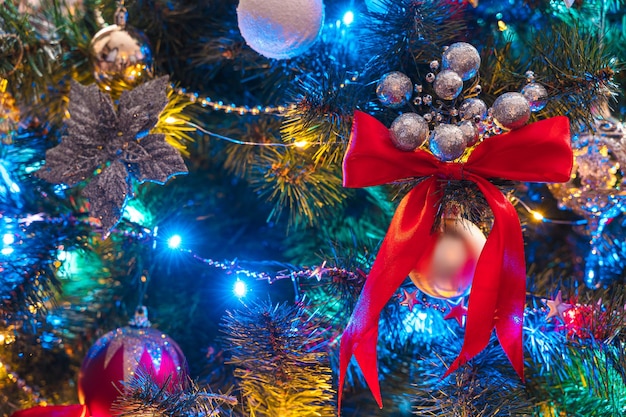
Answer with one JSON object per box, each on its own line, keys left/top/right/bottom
{"left": 36, "top": 76, "right": 187, "bottom": 235}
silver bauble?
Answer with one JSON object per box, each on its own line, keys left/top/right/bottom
{"left": 458, "top": 98, "right": 487, "bottom": 121}
{"left": 433, "top": 70, "right": 463, "bottom": 101}
{"left": 458, "top": 120, "right": 479, "bottom": 146}
{"left": 521, "top": 82, "right": 548, "bottom": 112}
{"left": 442, "top": 42, "right": 481, "bottom": 81}
{"left": 491, "top": 92, "right": 531, "bottom": 130}
{"left": 90, "top": 24, "right": 153, "bottom": 88}
{"left": 390, "top": 113, "right": 429, "bottom": 151}
{"left": 376, "top": 71, "right": 413, "bottom": 108}
{"left": 429, "top": 124, "right": 467, "bottom": 161}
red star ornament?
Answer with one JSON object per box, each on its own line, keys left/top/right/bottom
{"left": 444, "top": 298, "right": 468, "bottom": 327}
{"left": 398, "top": 288, "right": 420, "bottom": 312}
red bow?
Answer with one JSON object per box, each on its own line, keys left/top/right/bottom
{"left": 338, "top": 111, "right": 572, "bottom": 410}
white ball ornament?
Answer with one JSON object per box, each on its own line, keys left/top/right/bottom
{"left": 237, "top": 0, "right": 325, "bottom": 60}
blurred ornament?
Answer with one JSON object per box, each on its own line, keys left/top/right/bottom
{"left": 491, "top": 92, "right": 530, "bottom": 130}
{"left": 442, "top": 42, "right": 480, "bottom": 81}
{"left": 237, "top": 0, "right": 324, "bottom": 59}
{"left": 548, "top": 118, "right": 626, "bottom": 288}
{"left": 90, "top": 6, "right": 153, "bottom": 90}
{"left": 459, "top": 98, "right": 487, "bottom": 121}
{"left": 0, "top": 79, "right": 19, "bottom": 144}
{"left": 458, "top": 120, "right": 478, "bottom": 146}
{"left": 521, "top": 82, "right": 548, "bottom": 112}
{"left": 376, "top": 71, "right": 413, "bottom": 108}
{"left": 78, "top": 308, "right": 188, "bottom": 417}
{"left": 389, "top": 112, "right": 428, "bottom": 151}
{"left": 429, "top": 123, "right": 466, "bottom": 161}
{"left": 433, "top": 69, "right": 463, "bottom": 100}
{"left": 409, "top": 217, "right": 486, "bottom": 299}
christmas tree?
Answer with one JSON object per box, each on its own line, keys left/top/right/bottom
{"left": 0, "top": 0, "right": 625, "bottom": 416}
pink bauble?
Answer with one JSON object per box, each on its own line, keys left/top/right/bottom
{"left": 409, "top": 217, "right": 486, "bottom": 299}
{"left": 78, "top": 326, "right": 188, "bottom": 417}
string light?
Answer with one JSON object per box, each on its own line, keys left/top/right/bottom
{"left": 342, "top": 10, "right": 355, "bottom": 26}
{"left": 184, "top": 121, "right": 343, "bottom": 148}
{"left": 233, "top": 279, "right": 248, "bottom": 298}
{"left": 185, "top": 121, "right": 307, "bottom": 147}
{"left": 167, "top": 234, "right": 182, "bottom": 249}
{"left": 512, "top": 196, "right": 587, "bottom": 225}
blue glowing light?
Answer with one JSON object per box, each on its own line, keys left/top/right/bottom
{"left": 167, "top": 234, "right": 182, "bottom": 249}
{"left": 1, "top": 247, "right": 14, "bottom": 256}
{"left": 3, "top": 233, "right": 14, "bottom": 245}
{"left": 123, "top": 205, "right": 145, "bottom": 224}
{"left": 342, "top": 11, "right": 354, "bottom": 25}
{"left": 234, "top": 280, "right": 247, "bottom": 298}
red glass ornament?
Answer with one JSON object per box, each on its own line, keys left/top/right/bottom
{"left": 562, "top": 304, "right": 606, "bottom": 340}
{"left": 11, "top": 405, "right": 88, "bottom": 417}
{"left": 77, "top": 326, "right": 188, "bottom": 417}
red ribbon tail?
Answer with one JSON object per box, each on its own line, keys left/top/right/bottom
{"left": 493, "top": 221, "right": 526, "bottom": 381}
{"left": 444, "top": 177, "right": 526, "bottom": 378}
{"left": 338, "top": 179, "right": 440, "bottom": 410}
{"left": 495, "top": 314, "right": 525, "bottom": 381}
{"left": 339, "top": 325, "right": 382, "bottom": 412}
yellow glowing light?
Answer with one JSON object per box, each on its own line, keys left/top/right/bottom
{"left": 532, "top": 211, "right": 544, "bottom": 222}
{"left": 498, "top": 20, "right": 508, "bottom": 31}
{"left": 164, "top": 116, "right": 178, "bottom": 124}
{"left": 294, "top": 140, "right": 308, "bottom": 148}
{"left": 0, "top": 334, "right": 4, "bottom": 344}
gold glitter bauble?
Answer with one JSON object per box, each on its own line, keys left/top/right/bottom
{"left": 89, "top": 24, "right": 153, "bottom": 90}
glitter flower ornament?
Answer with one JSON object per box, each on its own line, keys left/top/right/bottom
{"left": 36, "top": 77, "right": 188, "bottom": 235}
